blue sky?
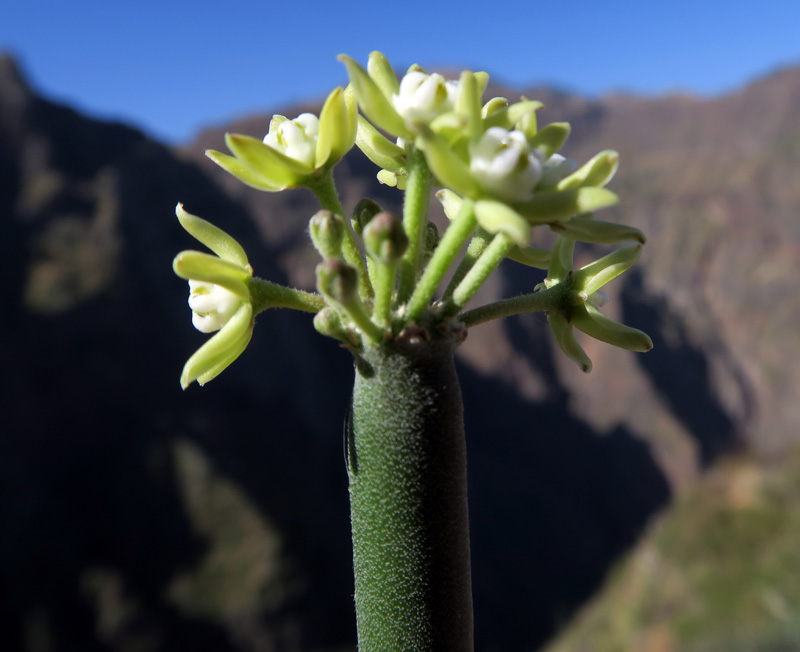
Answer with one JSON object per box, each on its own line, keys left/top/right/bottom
{"left": 2, "top": 0, "right": 799, "bottom": 143}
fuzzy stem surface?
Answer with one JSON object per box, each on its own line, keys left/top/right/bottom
{"left": 348, "top": 334, "right": 474, "bottom": 651}
{"left": 397, "top": 145, "right": 433, "bottom": 303}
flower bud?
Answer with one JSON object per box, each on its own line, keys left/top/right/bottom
{"left": 313, "top": 306, "right": 358, "bottom": 345}
{"left": 309, "top": 210, "right": 345, "bottom": 259}
{"left": 351, "top": 198, "right": 383, "bottom": 236}
{"left": 316, "top": 259, "right": 358, "bottom": 305}
{"left": 362, "top": 212, "right": 408, "bottom": 264}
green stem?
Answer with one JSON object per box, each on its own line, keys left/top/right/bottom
{"left": 397, "top": 145, "right": 433, "bottom": 303}
{"left": 342, "top": 296, "right": 385, "bottom": 343}
{"left": 249, "top": 277, "right": 325, "bottom": 314}
{"left": 348, "top": 335, "right": 474, "bottom": 651}
{"left": 441, "top": 227, "right": 493, "bottom": 301}
{"left": 405, "top": 200, "right": 477, "bottom": 323}
{"left": 306, "top": 172, "right": 374, "bottom": 299}
{"left": 458, "top": 284, "right": 564, "bottom": 327}
{"left": 445, "top": 232, "right": 516, "bottom": 314}
{"left": 371, "top": 260, "right": 397, "bottom": 328}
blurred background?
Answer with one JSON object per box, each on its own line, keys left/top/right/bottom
{"left": 2, "top": 1, "right": 800, "bottom": 650}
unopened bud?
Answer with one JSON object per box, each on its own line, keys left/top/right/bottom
{"left": 313, "top": 306, "right": 358, "bottom": 345}
{"left": 363, "top": 212, "right": 408, "bottom": 263}
{"left": 309, "top": 210, "right": 345, "bottom": 259}
{"left": 316, "top": 259, "right": 358, "bottom": 304}
{"left": 351, "top": 198, "right": 383, "bottom": 236}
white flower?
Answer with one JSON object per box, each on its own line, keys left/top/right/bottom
{"left": 539, "top": 153, "right": 578, "bottom": 188}
{"left": 392, "top": 71, "right": 459, "bottom": 123}
{"left": 263, "top": 113, "right": 320, "bottom": 167}
{"left": 188, "top": 280, "right": 243, "bottom": 333}
{"left": 469, "top": 127, "right": 544, "bottom": 202}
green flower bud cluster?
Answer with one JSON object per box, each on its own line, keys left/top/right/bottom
{"left": 171, "top": 50, "right": 653, "bottom": 385}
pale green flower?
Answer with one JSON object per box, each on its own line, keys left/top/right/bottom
{"left": 469, "top": 127, "right": 545, "bottom": 202}
{"left": 173, "top": 204, "right": 254, "bottom": 388}
{"left": 544, "top": 235, "right": 652, "bottom": 372}
{"left": 206, "top": 86, "right": 356, "bottom": 192}
{"left": 263, "top": 113, "right": 319, "bottom": 168}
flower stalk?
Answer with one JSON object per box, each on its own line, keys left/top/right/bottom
{"left": 397, "top": 144, "right": 434, "bottom": 303}
{"left": 348, "top": 334, "right": 473, "bottom": 651}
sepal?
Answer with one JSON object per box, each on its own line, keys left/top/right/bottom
{"left": 551, "top": 214, "right": 645, "bottom": 244}
{"left": 355, "top": 115, "right": 407, "bottom": 172}
{"left": 180, "top": 302, "right": 254, "bottom": 388}
{"left": 572, "top": 305, "right": 653, "bottom": 352}
{"left": 547, "top": 312, "right": 592, "bottom": 373}
{"left": 225, "top": 133, "right": 310, "bottom": 189}
{"left": 514, "top": 187, "right": 619, "bottom": 223}
{"left": 557, "top": 150, "right": 619, "bottom": 190}
{"left": 176, "top": 203, "right": 248, "bottom": 266}
{"left": 416, "top": 125, "right": 481, "bottom": 197}
{"left": 367, "top": 51, "right": 400, "bottom": 99}
{"left": 173, "top": 251, "right": 251, "bottom": 299}
{"left": 573, "top": 244, "right": 643, "bottom": 296}
{"left": 506, "top": 244, "right": 551, "bottom": 269}
{"left": 474, "top": 200, "right": 531, "bottom": 246}
{"left": 339, "top": 54, "right": 410, "bottom": 139}
{"left": 528, "top": 122, "right": 570, "bottom": 158}
{"left": 205, "top": 149, "right": 282, "bottom": 192}
{"left": 317, "top": 86, "right": 357, "bottom": 167}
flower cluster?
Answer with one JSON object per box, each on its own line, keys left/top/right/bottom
{"left": 172, "top": 50, "right": 652, "bottom": 386}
